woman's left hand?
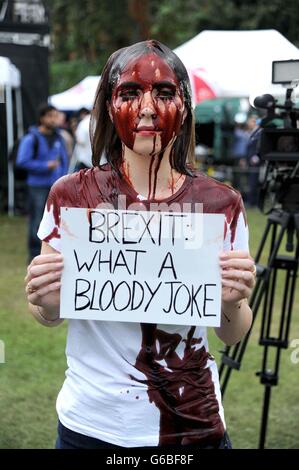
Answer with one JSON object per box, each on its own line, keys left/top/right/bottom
{"left": 220, "top": 250, "right": 256, "bottom": 306}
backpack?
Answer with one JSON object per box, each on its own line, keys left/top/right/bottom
{"left": 9, "top": 133, "right": 39, "bottom": 181}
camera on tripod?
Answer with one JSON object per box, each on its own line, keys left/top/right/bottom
{"left": 252, "top": 59, "right": 299, "bottom": 213}
{"left": 220, "top": 60, "right": 299, "bottom": 449}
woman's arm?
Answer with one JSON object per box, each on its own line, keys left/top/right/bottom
{"left": 25, "top": 242, "right": 64, "bottom": 327}
{"left": 214, "top": 250, "right": 255, "bottom": 345}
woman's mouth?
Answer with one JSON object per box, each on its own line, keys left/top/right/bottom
{"left": 136, "top": 126, "right": 161, "bottom": 136}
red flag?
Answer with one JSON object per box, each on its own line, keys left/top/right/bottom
{"left": 190, "top": 68, "right": 217, "bottom": 104}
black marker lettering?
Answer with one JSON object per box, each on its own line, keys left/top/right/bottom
{"left": 90, "top": 280, "right": 99, "bottom": 310}
{"left": 163, "top": 281, "right": 182, "bottom": 313}
{"left": 165, "top": 214, "right": 187, "bottom": 245}
{"left": 99, "top": 280, "right": 114, "bottom": 311}
{"left": 112, "top": 250, "right": 131, "bottom": 275}
{"left": 173, "top": 283, "right": 191, "bottom": 315}
{"left": 75, "top": 279, "right": 91, "bottom": 310}
{"left": 158, "top": 212, "right": 162, "bottom": 246}
{"left": 122, "top": 212, "right": 137, "bottom": 244}
{"left": 130, "top": 281, "right": 145, "bottom": 310}
{"left": 125, "top": 249, "right": 146, "bottom": 275}
{"left": 74, "top": 249, "right": 98, "bottom": 272}
{"left": 98, "top": 249, "right": 113, "bottom": 272}
{"left": 113, "top": 281, "right": 132, "bottom": 311}
{"left": 138, "top": 213, "right": 156, "bottom": 244}
{"left": 144, "top": 281, "right": 162, "bottom": 312}
{"left": 190, "top": 284, "right": 202, "bottom": 318}
{"left": 107, "top": 211, "right": 120, "bottom": 243}
{"left": 89, "top": 211, "right": 106, "bottom": 243}
{"left": 158, "top": 252, "right": 177, "bottom": 279}
{"left": 203, "top": 284, "right": 217, "bottom": 317}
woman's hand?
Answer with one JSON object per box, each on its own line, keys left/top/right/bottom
{"left": 220, "top": 250, "right": 256, "bottom": 307}
{"left": 215, "top": 250, "right": 255, "bottom": 345}
{"left": 25, "top": 253, "right": 63, "bottom": 314}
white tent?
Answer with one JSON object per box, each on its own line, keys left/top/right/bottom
{"left": 49, "top": 30, "right": 299, "bottom": 111}
{"left": 0, "top": 56, "right": 23, "bottom": 215}
{"left": 0, "top": 56, "right": 21, "bottom": 88}
{"left": 174, "top": 29, "right": 299, "bottom": 100}
{"left": 49, "top": 75, "right": 100, "bottom": 111}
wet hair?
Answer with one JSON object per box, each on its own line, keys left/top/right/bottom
{"left": 91, "top": 40, "right": 195, "bottom": 175}
{"left": 38, "top": 103, "right": 57, "bottom": 124}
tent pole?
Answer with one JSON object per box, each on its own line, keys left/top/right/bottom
{"left": 5, "top": 84, "right": 14, "bottom": 216}
{"left": 15, "top": 87, "right": 24, "bottom": 138}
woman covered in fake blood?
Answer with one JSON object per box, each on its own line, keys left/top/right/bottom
{"left": 24, "top": 40, "right": 255, "bottom": 449}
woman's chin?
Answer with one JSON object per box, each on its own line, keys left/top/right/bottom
{"left": 132, "top": 147, "right": 164, "bottom": 159}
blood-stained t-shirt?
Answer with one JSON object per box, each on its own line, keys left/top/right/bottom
{"left": 38, "top": 164, "right": 248, "bottom": 447}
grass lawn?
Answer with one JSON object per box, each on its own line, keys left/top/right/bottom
{"left": 0, "top": 209, "right": 298, "bottom": 448}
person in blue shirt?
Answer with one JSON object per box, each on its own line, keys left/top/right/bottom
{"left": 17, "top": 104, "right": 69, "bottom": 262}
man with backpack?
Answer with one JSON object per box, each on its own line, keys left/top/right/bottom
{"left": 16, "top": 104, "right": 69, "bottom": 262}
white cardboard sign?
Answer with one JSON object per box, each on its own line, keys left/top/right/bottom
{"left": 60, "top": 208, "right": 224, "bottom": 326}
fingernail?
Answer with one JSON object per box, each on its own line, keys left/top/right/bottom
{"left": 220, "top": 252, "right": 228, "bottom": 258}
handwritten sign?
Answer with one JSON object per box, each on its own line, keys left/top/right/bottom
{"left": 60, "top": 208, "right": 224, "bottom": 326}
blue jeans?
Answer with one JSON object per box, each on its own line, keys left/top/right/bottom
{"left": 27, "top": 186, "right": 50, "bottom": 263}
{"left": 55, "top": 421, "right": 232, "bottom": 449}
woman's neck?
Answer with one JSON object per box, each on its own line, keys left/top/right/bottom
{"left": 122, "top": 145, "right": 185, "bottom": 200}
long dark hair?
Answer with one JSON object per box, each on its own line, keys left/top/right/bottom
{"left": 91, "top": 40, "right": 195, "bottom": 175}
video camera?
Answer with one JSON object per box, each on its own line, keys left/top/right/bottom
{"left": 252, "top": 59, "right": 299, "bottom": 213}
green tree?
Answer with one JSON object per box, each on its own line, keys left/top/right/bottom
{"left": 45, "top": 0, "right": 299, "bottom": 94}
{"left": 150, "top": 0, "right": 299, "bottom": 48}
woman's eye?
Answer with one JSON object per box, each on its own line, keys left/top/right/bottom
{"left": 157, "top": 89, "right": 175, "bottom": 100}
{"left": 120, "top": 90, "right": 139, "bottom": 101}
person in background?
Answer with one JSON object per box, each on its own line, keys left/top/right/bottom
{"left": 70, "top": 109, "right": 92, "bottom": 171}
{"left": 69, "top": 107, "right": 107, "bottom": 172}
{"left": 16, "top": 104, "right": 69, "bottom": 262}
{"left": 230, "top": 113, "right": 251, "bottom": 201}
{"left": 55, "top": 111, "right": 75, "bottom": 163}
{"left": 68, "top": 114, "right": 79, "bottom": 138}
{"left": 77, "top": 107, "right": 90, "bottom": 122}
{"left": 246, "top": 116, "right": 262, "bottom": 207}
{"left": 24, "top": 41, "right": 255, "bottom": 449}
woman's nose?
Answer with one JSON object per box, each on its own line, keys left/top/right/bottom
{"left": 139, "top": 92, "right": 157, "bottom": 119}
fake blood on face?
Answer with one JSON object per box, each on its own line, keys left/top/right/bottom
{"left": 110, "top": 52, "right": 186, "bottom": 201}
{"left": 110, "top": 52, "right": 185, "bottom": 155}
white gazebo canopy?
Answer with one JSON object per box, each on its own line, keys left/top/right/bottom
{"left": 49, "top": 76, "right": 100, "bottom": 111}
{"left": 0, "top": 56, "right": 21, "bottom": 88}
{"left": 0, "top": 56, "right": 23, "bottom": 215}
{"left": 174, "top": 29, "right": 299, "bottom": 100}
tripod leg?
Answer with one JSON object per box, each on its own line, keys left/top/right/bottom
{"left": 257, "top": 251, "right": 298, "bottom": 448}
{"left": 220, "top": 270, "right": 267, "bottom": 395}
{"left": 219, "top": 215, "right": 273, "bottom": 386}
{"left": 219, "top": 210, "right": 299, "bottom": 448}
{"left": 219, "top": 214, "right": 284, "bottom": 392}
{"left": 259, "top": 385, "right": 272, "bottom": 449}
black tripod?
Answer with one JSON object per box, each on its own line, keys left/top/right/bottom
{"left": 219, "top": 208, "right": 299, "bottom": 449}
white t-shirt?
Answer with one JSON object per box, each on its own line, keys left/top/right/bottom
{"left": 73, "top": 115, "right": 92, "bottom": 168}
{"left": 38, "top": 166, "right": 249, "bottom": 447}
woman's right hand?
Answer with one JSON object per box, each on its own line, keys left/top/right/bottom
{"left": 25, "top": 253, "right": 63, "bottom": 315}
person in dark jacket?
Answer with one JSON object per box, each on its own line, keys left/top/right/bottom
{"left": 17, "top": 104, "right": 69, "bottom": 262}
